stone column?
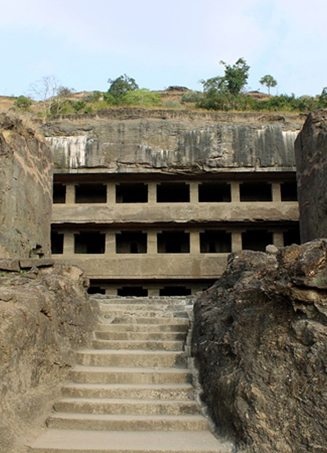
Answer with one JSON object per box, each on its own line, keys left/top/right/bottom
{"left": 189, "top": 182, "right": 199, "bottom": 204}
{"left": 105, "top": 231, "right": 116, "bottom": 254}
{"left": 148, "top": 287, "right": 160, "bottom": 296}
{"left": 271, "top": 183, "right": 281, "bottom": 202}
{"left": 148, "top": 183, "right": 157, "bottom": 204}
{"left": 147, "top": 230, "right": 157, "bottom": 254}
{"left": 231, "top": 231, "right": 243, "bottom": 252}
{"left": 230, "top": 182, "right": 240, "bottom": 203}
{"left": 106, "top": 183, "right": 116, "bottom": 204}
{"left": 273, "top": 232, "right": 284, "bottom": 247}
{"left": 66, "top": 185, "right": 75, "bottom": 204}
{"left": 63, "top": 231, "right": 75, "bottom": 255}
{"left": 189, "top": 230, "right": 200, "bottom": 254}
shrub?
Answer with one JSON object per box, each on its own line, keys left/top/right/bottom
{"left": 123, "top": 89, "right": 162, "bottom": 107}
{"left": 181, "top": 92, "right": 204, "bottom": 103}
{"left": 163, "top": 100, "right": 182, "bottom": 109}
{"left": 14, "top": 96, "right": 32, "bottom": 112}
{"left": 103, "top": 92, "right": 119, "bottom": 105}
{"left": 83, "top": 105, "right": 93, "bottom": 114}
{"left": 92, "top": 100, "right": 110, "bottom": 110}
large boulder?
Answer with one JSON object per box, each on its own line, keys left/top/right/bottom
{"left": 192, "top": 240, "right": 327, "bottom": 453}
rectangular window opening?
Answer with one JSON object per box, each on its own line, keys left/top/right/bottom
{"left": 283, "top": 227, "right": 301, "bottom": 246}
{"left": 200, "top": 230, "right": 232, "bottom": 253}
{"left": 88, "top": 286, "right": 106, "bottom": 295}
{"left": 75, "top": 184, "right": 107, "bottom": 203}
{"left": 159, "top": 286, "right": 192, "bottom": 296}
{"left": 116, "top": 183, "right": 148, "bottom": 203}
{"left": 242, "top": 230, "right": 273, "bottom": 251}
{"left": 118, "top": 287, "right": 148, "bottom": 297}
{"left": 281, "top": 181, "right": 298, "bottom": 201}
{"left": 51, "top": 232, "right": 64, "bottom": 254}
{"left": 240, "top": 182, "right": 272, "bottom": 202}
{"left": 157, "top": 231, "right": 190, "bottom": 253}
{"left": 116, "top": 232, "right": 147, "bottom": 254}
{"left": 74, "top": 232, "right": 106, "bottom": 254}
{"left": 53, "top": 184, "right": 66, "bottom": 203}
{"left": 199, "top": 183, "right": 231, "bottom": 202}
{"left": 157, "top": 183, "right": 190, "bottom": 203}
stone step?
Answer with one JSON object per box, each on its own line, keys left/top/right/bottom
{"left": 46, "top": 413, "right": 209, "bottom": 431}
{"left": 28, "top": 429, "right": 233, "bottom": 453}
{"left": 61, "top": 383, "right": 195, "bottom": 401}
{"left": 99, "top": 303, "right": 188, "bottom": 312}
{"left": 96, "top": 323, "right": 188, "bottom": 333}
{"left": 111, "top": 317, "right": 189, "bottom": 325}
{"left": 70, "top": 366, "right": 192, "bottom": 385}
{"left": 94, "top": 331, "right": 186, "bottom": 341}
{"left": 53, "top": 398, "right": 199, "bottom": 415}
{"left": 92, "top": 339, "right": 184, "bottom": 351}
{"left": 76, "top": 350, "right": 187, "bottom": 368}
{"left": 92, "top": 297, "right": 189, "bottom": 306}
{"left": 101, "top": 311, "right": 189, "bottom": 320}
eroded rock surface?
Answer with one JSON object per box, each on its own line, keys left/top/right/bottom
{"left": 295, "top": 110, "right": 327, "bottom": 242}
{"left": 192, "top": 240, "right": 327, "bottom": 453}
{"left": 0, "top": 115, "right": 52, "bottom": 258}
{"left": 41, "top": 110, "right": 302, "bottom": 174}
{"left": 0, "top": 263, "right": 97, "bottom": 453}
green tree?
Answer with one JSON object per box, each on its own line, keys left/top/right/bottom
{"left": 220, "top": 58, "right": 250, "bottom": 94}
{"left": 201, "top": 76, "right": 227, "bottom": 93}
{"left": 259, "top": 75, "right": 277, "bottom": 95}
{"left": 198, "top": 59, "right": 250, "bottom": 110}
{"left": 318, "top": 87, "right": 327, "bottom": 108}
{"left": 107, "top": 74, "right": 138, "bottom": 99}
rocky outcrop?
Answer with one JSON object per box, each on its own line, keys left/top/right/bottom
{"left": 295, "top": 110, "right": 327, "bottom": 242}
{"left": 40, "top": 110, "right": 302, "bottom": 174}
{"left": 0, "top": 263, "right": 97, "bottom": 453}
{"left": 192, "top": 240, "right": 327, "bottom": 453}
{"left": 0, "top": 115, "right": 52, "bottom": 258}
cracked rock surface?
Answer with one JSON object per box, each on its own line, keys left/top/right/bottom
{"left": 296, "top": 110, "right": 327, "bottom": 242}
{"left": 192, "top": 239, "right": 327, "bottom": 453}
{"left": 0, "top": 264, "right": 97, "bottom": 453}
{"left": 0, "top": 114, "right": 52, "bottom": 258}
{"left": 40, "top": 110, "right": 302, "bottom": 174}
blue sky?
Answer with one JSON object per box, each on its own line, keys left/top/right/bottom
{"left": 1, "top": 0, "right": 327, "bottom": 97}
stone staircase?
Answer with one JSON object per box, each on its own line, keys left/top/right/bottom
{"left": 27, "top": 296, "right": 233, "bottom": 453}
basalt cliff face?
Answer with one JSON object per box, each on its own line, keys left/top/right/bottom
{"left": 295, "top": 110, "right": 327, "bottom": 242}
{"left": 192, "top": 241, "right": 327, "bottom": 453}
{"left": 40, "top": 110, "right": 302, "bottom": 174}
{"left": 0, "top": 263, "right": 96, "bottom": 453}
{"left": 0, "top": 116, "right": 97, "bottom": 453}
{"left": 0, "top": 115, "right": 52, "bottom": 258}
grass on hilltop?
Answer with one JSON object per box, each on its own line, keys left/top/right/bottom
{"left": 1, "top": 86, "right": 326, "bottom": 120}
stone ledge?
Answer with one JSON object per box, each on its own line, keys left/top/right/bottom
{"left": 19, "top": 258, "right": 55, "bottom": 269}
{"left": 0, "top": 259, "right": 20, "bottom": 272}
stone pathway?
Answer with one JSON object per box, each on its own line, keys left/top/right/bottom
{"left": 27, "top": 297, "right": 233, "bottom": 453}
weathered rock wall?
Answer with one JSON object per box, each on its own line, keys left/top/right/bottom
{"left": 0, "top": 262, "right": 97, "bottom": 453}
{"left": 295, "top": 110, "right": 327, "bottom": 242}
{"left": 40, "top": 111, "right": 302, "bottom": 174}
{"left": 192, "top": 240, "right": 327, "bottom": 453}
{"left": 0, "top": 115, "right": 52, "bottom": 258}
